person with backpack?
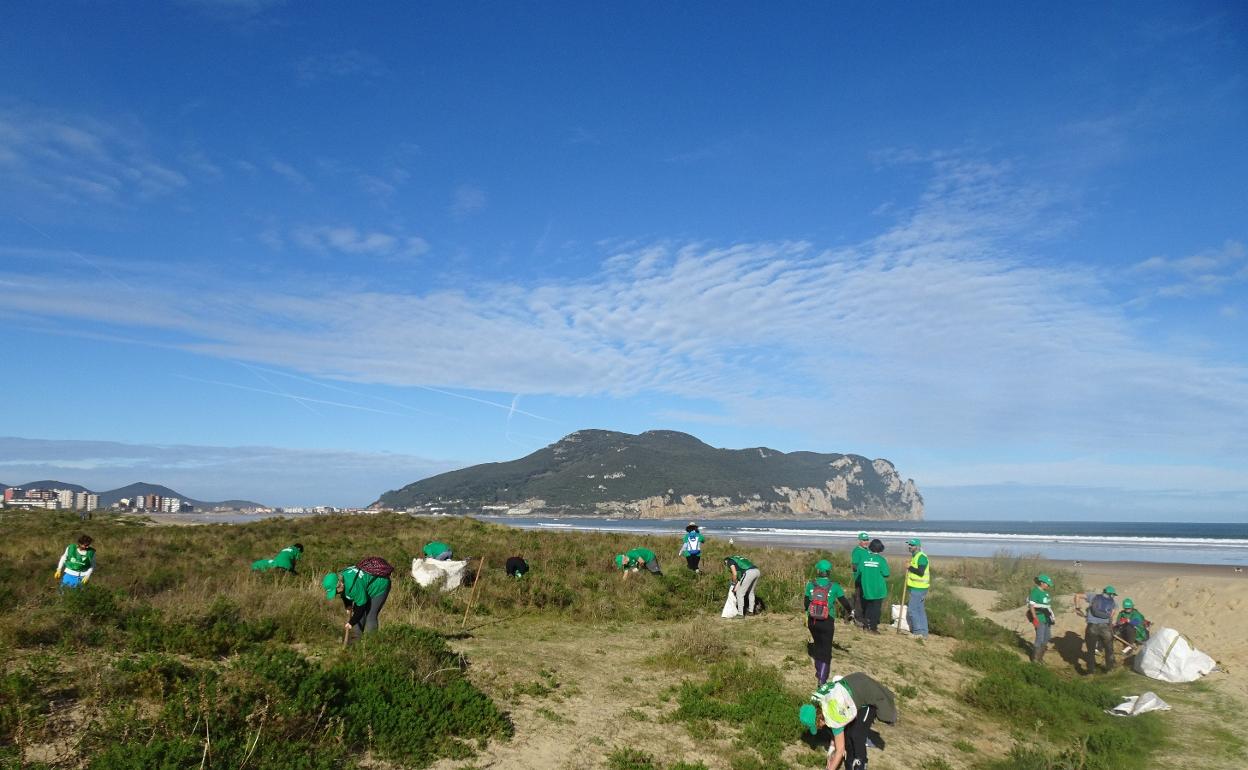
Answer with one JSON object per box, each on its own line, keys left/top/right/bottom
{"left": 724, "top": 554, "right": 761, "bottom": 616}
{"left": 1113, "top": 598, "right": 1150, "bottom": 646}
{"left": 505, "top": 555, "right": 529, "bottom": 578}
{"left": 54, "top": 534, "right": 96, "bottom": 589}
{"left": 1027, "top": 574, "right": 1055, "bottom": 663}
{"left": 251, "top": 543, "right": 303, "bottom": 574}
{"left": 1075, "top": 585, "right": 1118, "bottom": 672}
{"left": 857, "top": 540, "right": 889, "bottom": 633}
{"left": 615, "top": 547, "right": 661, "bottom": 579}
{"left": 322, "top": 557, "right": 393, "bottom": 640}
{"left": 422, "top": 541, "right": 453, "bottom": 560}
{"left": 849, "top": 532, "right": 871, "bottom": 626}
{"left": 904, "top": 538, "right": 930, "bottom": 639}
{"left": 678, "top": 522, "right": 705, "bottom": 573}
{"left": 798, "top": 672, "right": 898, "bottom": 770}
{"left": 805, "top": 559, "right": 855, "bottom": 685}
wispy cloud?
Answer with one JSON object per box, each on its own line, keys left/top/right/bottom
{"left": 269, "top": 159, "right": 311, "bottom": 190}
{"left": 294, "top": 49, "right": 388, "bottom": 84}
{"left": 1131, "top": 239, "right": 1247, "bottom": 298}
{"left": 288, "top": 225, "right": 429, "bottom": 260}
{"left": 450, "top": 184, "right": 487, "bottom": 220}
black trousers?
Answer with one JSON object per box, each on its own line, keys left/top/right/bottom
{"left": 844, "top": 705, "right": 877, "bottom": 768}
{"left": 808, "top": 617, "right": 835, "bottom": 662}
{"left": 862, "top": 599, "right": 883, "bottom": 631}
{"left": 685, "top": 554, "right": 701, "bottom": 571}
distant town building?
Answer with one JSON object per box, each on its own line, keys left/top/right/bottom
{"left": 74, "top": 491, "right": 99, "bottom": 511}
{"left": 57, "top": 489, "right": 75, "bottom": 509}
{"left": 3, "top": 487, "right": 22, "bottom": 502}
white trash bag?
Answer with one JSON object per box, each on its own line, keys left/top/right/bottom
{"left": 1133, "top": 627, "right": 1216, "bottom": 683}
{"left": 1107, "top": 692, "right": 1170, "bottom": 717}
{"left": 721, "top": 587, "right": 739, "bottom": 618}
{"left": 411, "top": 557, "right": 468, "bottom": 592}
{"left": 890, "top": 603, "right": 910, "bottom": 633}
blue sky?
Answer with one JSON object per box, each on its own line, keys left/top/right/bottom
{"left": 1, "top": 1, "right": 1245, "bottom": 517}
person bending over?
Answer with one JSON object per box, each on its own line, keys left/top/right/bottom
{"left": 799, "top": 672, "right": 898, "bottom": 770}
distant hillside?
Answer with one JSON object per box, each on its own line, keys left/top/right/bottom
{"left": 377, "top": 429, "right": 924, "bottom": 520}
{"left": 12, "top": 480, "right": 93, "bottom": 494}
{"left": 98, "top": 482, "right": 264, "bottom": 510}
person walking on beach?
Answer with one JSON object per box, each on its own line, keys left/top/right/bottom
{"left": 423, "top": 541, "right": 453, "bottom": 560}
{"left": 679, "top": 522, "right": 705, "bottom": 573}
{"left": 904, "top": 539, "right": 930, "bottom": 639}
{"left": 798, "top": 672, "right": 898, "bottom": 770}
{"left": 322, "top": 557, "right": 393, "bottom": 641}
{"left": 857, "top": 540, "right": 889, "bottom": 632}
{"left": 251, "top": 543, "right": 303, "bottom": 574}
{"left": 616, "top": 547, "right": 662, "bottom": 579}
{"left": 725, "top": 554, "right": 761, "bottom": 616}
{"left": 1075, "top": 585, "right": 1118, "bottom": 673}
{"left": 850, "top": 532, "right": 871, "bottom": 626}
{"left": 54, "top": 534, "right": 96, "bottom": 589}
{"left": 806, "top": 559, "right": 855, "bottom": 685}
{"left": 1028, "top": 574, "right": 1055, "bottom": 663}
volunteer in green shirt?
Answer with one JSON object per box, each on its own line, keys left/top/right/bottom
{"left": 805, "top": 559, "right": 854, "bottom": 685}
{"left": 251, "top": 543, "right": 303, "bottom": 574}
{"left": 724, "top": 554, "right": 761, "bottom": 616}
{"left": 54, "top": 534, "right": 96, "bottom": 589}
{"left": 1027, "top": 574, "right": 1055, "bottom": 663}
{"left": 423, "top": 541, "right": 453, "bottom": 560}
{"left": 678, "top": 522, "right": 705, "bottom": 573}
{"left": 904, "top": 538, "right": 931, "bottom": 639}
{"left": 798, "top": 672, "right": 898, "bottom": 770}
{"left": 1114, "top": 598, "right": 1150, "bottom": 644}
{"left": 849, "top": 532, "right": 870, "bottom": 626}
{"left": 857, "top": 540, "right": 889, "bottom": 632}
{"left": 323, "top": 563, "right": 392, "bottom": 640}
{"left": 615, "top": 547, "right": 661, "bottom": 579}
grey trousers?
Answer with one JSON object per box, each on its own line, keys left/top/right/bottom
{"left": 735, "top": 567, "right": 761, "bottom": 614}
{"left": 1085, "top": 622, "right": 1115, "bottom": 671}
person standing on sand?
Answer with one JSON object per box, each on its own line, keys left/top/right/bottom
{"left": 323, "top": 558, "right": 393, "bottom": 641}
{"left": 1027, "top": 574, "right": 1055, "bottom": 663}
{"left": 423, "top": 541, "right": 453, "bottom": 560}
{"left": 850, "top": 532, "right": 871, "bottom": 626}
{"left": 857, "top": 541, "right": 889, "bottom": 632}
{"left": 616, "top": 547, "right": 662, "bottom": 579}
{"left": 805, "top": 559, "right": 855, "bottom": 685}
{"left": 251, "top": 543, "right": 303, "bottom": 574}
{"left": 54, "top": 534, "right": 96, "bottom": 589}
{"left": 904, "top": 539, "right": 930, "bottom": 639}
{"left": 1075, "top": 585, "right": 1118, "bottom": 672}
{"left": 725, "top": 554, "right": 761, "bottom": 616}
{"left": 679, "top": 522, "right": 705, "bottom": 573}
{"left": 798, "top": 672, "right": 898, "bottom": 770}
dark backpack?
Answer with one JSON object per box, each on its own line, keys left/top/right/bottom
{"left": 1090, "top": 594, "right": 1115, "bottom": 620}
{"left": 356, "top": 556, "right": 394, "bottom": 578}
{"left": 808, "top": 584, "right": 831, "bottom": 620}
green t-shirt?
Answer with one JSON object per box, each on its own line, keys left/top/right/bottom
{"left": 1116, "top": 608, "right": 1148, "bottom": 641}
{"left": 342, "top": 566, "right": 391, "bottom": 607}
{"left": 1028, "top": 586, "right": 1053, "bottom": 623}
{"left": 272, "top": 545, "right": 301, "bottom": 571}
{"left": 724, "top": 555, "right": 755, "bottom": 572}
{"left": 423, "top": 542, "right": 451, "bottom": 558}
{"left": 626, "top": 547, "right": 656, "bottom": 565}
{"left": 857, "top": 554, "right": 889, "bottom": 600}
{"left": 680, "top": 531, "right": 705, "bottom": 554}
{"left": 850, "top": 545, "right": 870, "bottom": 583}
{"left": 805, "top": 577, "right": 846, "bottom": 601}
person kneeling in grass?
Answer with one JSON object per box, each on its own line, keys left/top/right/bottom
{"left": 799, "top": 672, "right": 897, "bottom": 770}
{"left": 54, "top": 534, "right": 96, "bottom": 590}
{"left": 323, "top": 557, "right": 393, "bottom": 641}
{"left": 251, "top": 543, "right": 303, "bottom": 574}
{"left": 423, "top": 540, "right": 453, "bottom": 560}
{"left": 615, "top": 547, "right": 661, "bottom": 579}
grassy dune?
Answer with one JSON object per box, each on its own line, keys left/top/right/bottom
{"left": 0, "top": 511, "right": 1240, "bottom": 769}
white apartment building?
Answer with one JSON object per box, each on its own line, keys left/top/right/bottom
{"left": 57, "top": 489, "right": 76, "bottom": 509}
{"left": 160, "top": 497, "right": 182, "bottom": 513}
{"left": 74, "top": 492, "right": 100, "bottom": 511}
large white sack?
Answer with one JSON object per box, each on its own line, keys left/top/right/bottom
{"left": 890, "top": 604, "right": 910, "bottom": 633}
{"left": 1133, "top": 627, "right": 1216, "bottom": 683}
{"left": 1108, "top": 692, "right": 1170, "bottom": 717}
{"left": 721, "top": 587, "right": 739, "bottom": 618}
{"left": 411, "top": 558, "right": 468, "bottom": 592}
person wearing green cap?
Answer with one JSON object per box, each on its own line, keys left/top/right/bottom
{"left": 904, "top": 539, "right": 930, "bottom": 639}
{"left": 323, "top": 561, "right": 392, "bottom": 640}
{"left": 849, "top": 532, "right": 871, "bottom": 627}
{"left": 616, "top": 547, "right": 661, "bottom": 579}
{"left": 422, "top": 541, "right": 453, "bottom": 560}
{"left": 805, "top": 559, "right": 854, "bottom": 685}
{"left": 251, "top": 543, "right": 303, "bottom": 574}
{"left": 857, "top": 540, "right": 889, "bottom": 633}
{"left": 1075, "top": 585, "right": 1118, "bottom": 672}
{"left": 1027, "top": 574, "right": 1054, "bottom": 663}
{"left": 1113, "top": 598, "right": 1150, "bottom": 646}
{"left": 797, "top": 672, "right": 897, "bottom": 770}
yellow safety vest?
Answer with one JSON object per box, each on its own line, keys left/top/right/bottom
{"left": 906, "top": 551, "right": 930, "bottom": 590}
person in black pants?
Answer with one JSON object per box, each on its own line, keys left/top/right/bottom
{"left": 799, "top": 672, "right": 897, "bottom": 770}
{"left": 804, "top": 559, "right": 855, "bottom": 685}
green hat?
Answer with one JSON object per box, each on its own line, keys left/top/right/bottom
{"left": 906, "top": 538, "right": 921, "bottom": 546}
{"left": 1103, "top": 585, "right": 1116, "bottom": 595}
{"left": 321, "top": 572, "right": 340, "bottom": 599}
{"left": 815, "top": 559, "right": 832, "bottom": 574}
{"left": 798, "top": 703, "right": 818, "bottom": 735}
{"left": 857, "top": 532, "right": 869, "bottom": 540}
{"left": 1036, "top": 574, "right": 1052, "bottom": 585}
{"left": 1122, "top": 598, "right": 1134, "bottom": 609}
{"left": 614, "top": 554, "right": 626, "bottom": 569}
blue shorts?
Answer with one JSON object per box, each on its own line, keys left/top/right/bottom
{"left": 61, "top": 573, "right": 83, "bottom": 588}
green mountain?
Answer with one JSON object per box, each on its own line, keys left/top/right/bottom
{"left": 376, "top": 429, "right": 924, "bottom": 519}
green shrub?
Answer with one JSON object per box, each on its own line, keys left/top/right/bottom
{"left": 607, "top": 747, "right": 661, "bottom": 770}
{"left": 672, "top": 660, "right": 803, "bottom": 766}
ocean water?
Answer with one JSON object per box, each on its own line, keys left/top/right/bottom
{"left": 478, "top": 516, "right": 1248, "bottom": 567}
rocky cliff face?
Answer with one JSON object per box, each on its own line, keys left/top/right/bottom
{"left": 377, "top": 429, "right": 925, "bottom": 520}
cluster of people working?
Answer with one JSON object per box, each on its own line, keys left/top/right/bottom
{"left": 1028, "top": 575, "right": 1152, "bottom": 672}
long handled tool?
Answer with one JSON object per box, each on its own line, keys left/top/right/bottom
{"left": 896, "top": 580, "right": 909, "bottom": 634}
{"left": 342, "top": 613, "right": 352, "bottom": 646}
{"left": 461, "top": 557, "right": 487, "bottom": 629}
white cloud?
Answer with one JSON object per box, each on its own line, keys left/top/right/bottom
{"left": 1131, "top": 240, "right": 1247, "bottom": 298}
{"left": 290, "top": 225, "right": 429, "bottom": 260}
{"left": 294, "top": 49, "right": 387, "bottom": 84}
{"left": 269, "top": 159, "right": 311, "bottom": 190}
{"left": 450, "top": 184, "right": 487, "bottom": 219}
